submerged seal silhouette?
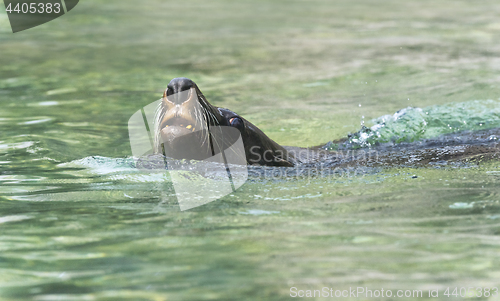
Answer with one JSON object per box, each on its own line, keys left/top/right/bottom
{"left": 154, "top": 77, "right": 295, "bottom": 167}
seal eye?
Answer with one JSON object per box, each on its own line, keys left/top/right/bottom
{"left": 229, "top": 117, "right": 245, "bottom": 132}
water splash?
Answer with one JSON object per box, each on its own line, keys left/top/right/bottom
{"left": 334, "top": 99, "right": 500, "bottom": 149}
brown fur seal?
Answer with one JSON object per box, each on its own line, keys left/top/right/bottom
{"left": 153, "top": 78, "right": 500, "bottom": 169}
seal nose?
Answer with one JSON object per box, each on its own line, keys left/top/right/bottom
{"left": 166, "top": 77, "right": 195, "bottom": 104}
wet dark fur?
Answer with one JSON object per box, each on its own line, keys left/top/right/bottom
{"left": 156, "top": 78, "right": 500, "bottom": 168}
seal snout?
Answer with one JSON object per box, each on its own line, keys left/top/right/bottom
{"left": 160, "top": 78, "right": 200, "bottom": 131}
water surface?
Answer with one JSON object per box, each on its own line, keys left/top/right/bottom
{"left": 1, "top": 0, "right": 500, "bottom": 300}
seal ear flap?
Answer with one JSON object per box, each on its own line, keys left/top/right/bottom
{"left": 229, "top": 117, "right": 246, "bottom": 133}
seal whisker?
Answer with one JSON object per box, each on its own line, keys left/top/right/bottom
{"left": 195, "top": 106, "right": 212, "bottom": 154}
{"left": 153, "top": 101, "right": 165, "bottom": 153}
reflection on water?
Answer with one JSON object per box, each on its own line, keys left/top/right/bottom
{"left": 2, "top": 0, "right": 500, "bottom": 299}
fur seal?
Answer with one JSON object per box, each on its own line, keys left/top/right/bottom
{"left": 153, "top": 78, "right": 500, "bottom": 169}
{"left": 154, "top": 77, "right": 295, "bottom": 167}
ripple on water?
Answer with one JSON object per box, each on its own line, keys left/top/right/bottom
{"left": 0, "top": 215, "right": 33, "bottom": 224}
{"left": 17, "top": 118, "right": 53, "bottom": 125}
{"left": 239, "top": 209, "right": 280, "bottom": 215}
{"left": 0, "top": 141, "right": 35, "bottom": 152}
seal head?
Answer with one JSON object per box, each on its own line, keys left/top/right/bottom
{"left": 155, "top": 77, "right": 295, "bottom": 167}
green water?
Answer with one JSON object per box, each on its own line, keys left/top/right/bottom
{"left": 1, "top": 0, "right": 500, "bottom": 300}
